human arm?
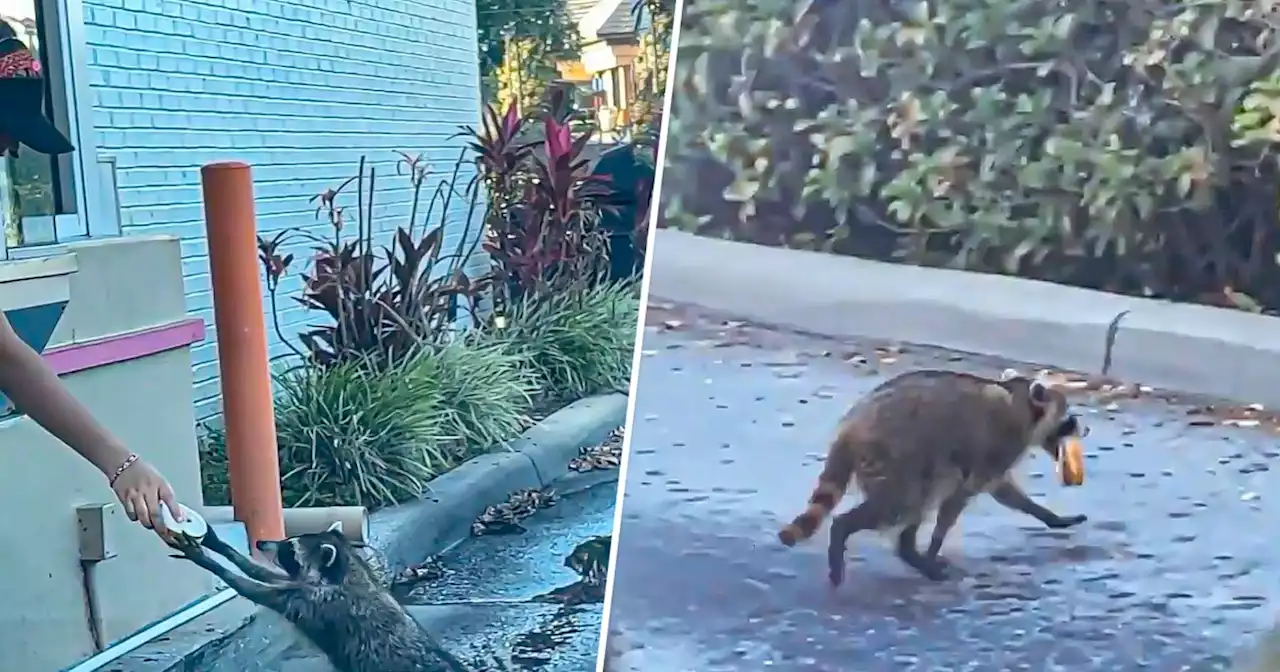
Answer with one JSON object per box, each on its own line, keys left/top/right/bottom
{"left": 0, "top": 309, "right": 182, "bottom": 534}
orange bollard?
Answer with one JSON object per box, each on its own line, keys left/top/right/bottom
{"left": 199, "top": 162, "right": 285, "bottom": 550}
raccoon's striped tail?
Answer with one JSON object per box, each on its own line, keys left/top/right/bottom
{"left": 778, "top": 458, "right": 854, "bottom": 546}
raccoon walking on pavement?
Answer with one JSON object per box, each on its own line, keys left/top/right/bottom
{"left": 169, "top": 522, "right": 475, "bottom": 672}
{"left": 778, "top": 368, "right": 1088, "bottom": 586}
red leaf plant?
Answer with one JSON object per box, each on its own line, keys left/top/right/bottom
{"left": 460, "top": 100, "right": 618, "bottom": 309}
{"left": 256, "top": 156, "right": 491, "bottom": 369}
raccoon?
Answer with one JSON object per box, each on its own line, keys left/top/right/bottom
{"left": 1235, "top": 620, "right": 1280, "bottom": 672}
{"left": 777, "top": 368, "right": 1088, "bottom": 585}
{"left": 169, "top": 522, "right": 472, "bottom": 672}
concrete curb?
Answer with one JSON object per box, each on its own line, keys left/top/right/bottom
{"left": 650, "top": 229, "right": 1280, "bottom": 407}
{"left": 106, "top": 393, "right": 628, "bottom": 672}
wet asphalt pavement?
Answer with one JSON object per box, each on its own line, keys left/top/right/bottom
{"left": 608, "top": 304, "right": 1280, "bottom": 672}
{"left": 400, "top": 482, "right": 615, "bottom": 670}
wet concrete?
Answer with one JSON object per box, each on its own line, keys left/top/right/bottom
{"left": 609, "top": 308, "right": 1280, "bottom": 671}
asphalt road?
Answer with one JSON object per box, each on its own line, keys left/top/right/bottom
{"left": 607, "top": 305, "right": 1280, "bottom": 672}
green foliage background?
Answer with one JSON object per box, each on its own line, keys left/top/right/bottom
{"left": 663, "top": 0, "right": 1280, "bottom": 312}
{"left": 477, "top": 0, "right": 579, "bottom": 104}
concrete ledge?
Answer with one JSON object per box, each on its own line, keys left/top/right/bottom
{"left": 650, "top": 229, "right": 1280, "bottom": 406}
{"left": 105, "top": 393, "right": 627, "bottom": 672}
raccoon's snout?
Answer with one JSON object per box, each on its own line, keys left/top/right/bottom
{"left": 255, "top": 540, "right": 283, "bottom": 563}
{"left": 1040, "top": 414, "right": 1083, "bottom": 458}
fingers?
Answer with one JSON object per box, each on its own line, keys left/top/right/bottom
{"left": 156, "top": 482, "right": 181, "bottom": 541}
{"left": 145, "top": 490, "right": 169, "bottom": 538}
{"left": 132, "top": 491, "right": 157, "bottom": 533}
{"left": 160, "top": 482, "right": 184, "bottom": 522}
{"left": 122, "top": 491, "right": 139, "bottom": 523}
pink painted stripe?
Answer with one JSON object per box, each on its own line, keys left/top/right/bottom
{"left": 43, "top": 318, "right": 207, "bottom": 375}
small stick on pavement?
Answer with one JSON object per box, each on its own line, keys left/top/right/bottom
{"left": 1101, "top": 309, "right": 1130, "bottom": 378}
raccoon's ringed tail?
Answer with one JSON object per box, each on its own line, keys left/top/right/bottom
{"left": 778, "top": 477, "right": 848, "bottom": 546}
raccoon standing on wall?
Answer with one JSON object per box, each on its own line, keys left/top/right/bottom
{"left": 170, "top": 523, "right": 473, "bottom": 672}
{"left": 778, "top": 369, "right": 1088, "bottom": 586}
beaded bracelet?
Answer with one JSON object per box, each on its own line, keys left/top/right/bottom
{"left": 109, "top": 452, "right": 139, "bottom": 487}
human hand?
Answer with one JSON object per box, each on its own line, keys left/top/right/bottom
{"left": 109, "top": 453, "right": 183, "bottom": 539}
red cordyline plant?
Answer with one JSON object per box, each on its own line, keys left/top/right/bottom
{"left": 256, "top": 154, "right": 491, "bottom": 368}
{"left": 458, "top": 89, "right": 616, "bottom": 310}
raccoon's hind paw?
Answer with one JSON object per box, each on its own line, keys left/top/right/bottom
{"left": 918, "top": 559, "right": 952, "bottom": 582}
{"left": 1046, "top": 513, "right": 1088, "bottom": 529}
{"left": 778, "top": 527, "right": 799, "bottom": 547}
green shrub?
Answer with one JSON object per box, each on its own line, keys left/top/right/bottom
{"left": 664, "top": 0, "right": 1280, "bottom": 312}
{"left": 199, "top": 357, "right": 448, "bottom": 509}
{"left": 482, "top": 281, "right": 640, "bottom": 401}
{"left": 197, "top": 424, "right": 230, "bottom": 506}
{"left": 197, "top": 339, "right": 546, "bottom": 509}
{"left": 407, "top": 338, "right": 541, "bottom": 456}
{"left": 273, "top": 355, "right": 450, "bottom": 508}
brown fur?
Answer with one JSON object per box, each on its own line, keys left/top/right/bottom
{"left": 778, "top": 369, "right": 1088, "bottom": 585}
{"left": 1235, "top": 619, "right": 1280, "bottom": 671}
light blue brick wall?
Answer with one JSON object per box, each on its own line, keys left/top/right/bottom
{"left": 80, "top": 0, "right": 484, "bottom": 420}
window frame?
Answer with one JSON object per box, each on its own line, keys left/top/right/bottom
{"left": 1, "top": 0, "right": 116, "bottom": 261}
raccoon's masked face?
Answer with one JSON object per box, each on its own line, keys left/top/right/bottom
{"left": 255, "top": 521, "right": 350, "bottom": 583}
{"left": 1011, "top": 374, "right": 1076, "bottom": 461}
{"left": 1040, "top": 413, "right": 1088, "bottom": 460}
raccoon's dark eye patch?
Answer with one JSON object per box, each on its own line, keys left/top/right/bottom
{"left": 275, "top": 543, "right": 302, "bottom": 577}
{"left": 1029, "top": 380, "right": 1050, "bottom": 403}
{"left": 1054, "top": 414, "right": 1081, "bottom": 439}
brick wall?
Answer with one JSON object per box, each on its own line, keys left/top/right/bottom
{"left": 80, "top": 0, "right": 483, "bottom": 420}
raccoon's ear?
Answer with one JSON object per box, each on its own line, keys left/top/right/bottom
{"left": 999, "top": 368, "right": 1022, "bottom": 382}
{"left": 326, "top": 520, "right": 344, "bottom": 535}
{"left": 318, "top": 543, "right": 338, "bottom": 568}
{"left": 1029, "top": 379, "right": 1051, "bottom": 403}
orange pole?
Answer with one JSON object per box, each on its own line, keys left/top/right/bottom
{"left": 199, "top": 162, "right": 285, "bottom": 549}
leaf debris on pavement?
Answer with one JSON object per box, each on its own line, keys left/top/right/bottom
{"left": 534, "top": 534, "right": 612, "bottom": 606}
{"left": 392, "top": 555, "right": 446, "bottom": 587}
{"left": 471, "top": 487, "right": 558, "bottom": 537}
{"left": 1033, "top": 367, "right": 1280, "bottom": 433}
{"left": 568, "top": 425, "right": 625, "bottom": 472}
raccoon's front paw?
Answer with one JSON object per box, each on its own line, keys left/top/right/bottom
{"left": 827, "top": 564, "right": 845, "bottom": 588}
{"left": 167, "top": 533, "right": 205, "bottom": 558}
{"left": 918, "top": 559, "right": 951, "bottom": 582}
{"left": 1046, "top": 513, "right": 1087, "bottom": 529}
